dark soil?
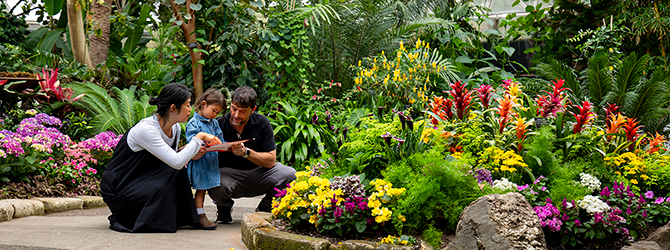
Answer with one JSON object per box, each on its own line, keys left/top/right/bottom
{"left": 273, "top": 218, "right": 661, "bottom": 250}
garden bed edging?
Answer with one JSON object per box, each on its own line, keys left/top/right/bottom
{"left": 242, "top": 212, "right": 431, "bottom": 250}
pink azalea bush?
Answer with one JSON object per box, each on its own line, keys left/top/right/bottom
{"left": 0, "top": 113, "right": 120, "bottom": 184}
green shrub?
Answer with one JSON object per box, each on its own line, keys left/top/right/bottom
{"left": 336, "top": 116, "right": 400, "bottom": 179}
{"left": 647, "top": 155, "right": 670, "bottom": 196}
{"left": 547, "top": 161, "right": 591, "bottom": 203}
{"left": 523, "top": 126, "right": 557, "bottom": 181}
{"left": 385, "top": 151, "right": 485, "bottom": 234}
{"left": 422, "top": 225, "right": 443, "bottom": 249}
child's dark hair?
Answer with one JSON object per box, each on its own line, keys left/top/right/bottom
{"left": 195, "top": 88, "right": 226, "bottom": 111}
{"left": 149, "top": 83, "right": 193, "bottom": 118}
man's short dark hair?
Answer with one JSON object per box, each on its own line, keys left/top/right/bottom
{"left": 231, "top": 86, "right": 257, "bottom": 108}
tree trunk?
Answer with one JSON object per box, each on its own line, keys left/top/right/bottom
{"left": 89, "top": 0, "right": 112, "bottom": 67}
{"left": 66, "top": 0, "right": 92, "bottom": 68}
{"left": 171, "top": 0, "right": 203, "bottom": 98}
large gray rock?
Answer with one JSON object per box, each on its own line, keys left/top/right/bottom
{"left": 647, "top": 221, "right": 670, "bottom": 250}
{"left": 444, "top": 192, "right": 547, "bottom": 250}
{"left": 621, "top": 241, "right": 662, "bottom": 250}
{"left": 4, "top": 199, "right": 44, "bottom": 217}
{"left": 0, "top": 200, "right": 14, "bottom": 222}
{"left": 33, "top": 198, "right": 83, "bottom": 213}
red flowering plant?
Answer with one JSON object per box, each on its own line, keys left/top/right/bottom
{"left": 570, "top": 101, "right": 597, "bottom": 134}
{"left": 622, "top": 117, "right": 644, "bottom": 152}
{"left": 475, "top": 84, "right": 493, "bottom": 110}
{"left": 536, "top": 79, "right": 569, "bottom": 118}
{"left": 447, "top": 81, "right": 473, "bottom": 120}
{"left": 425, "top": 96, "right": 453, "bottom": 125}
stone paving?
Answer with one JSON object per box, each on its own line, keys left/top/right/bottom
{"left": 0, "top": 195, "right": 261, "bottom": 250}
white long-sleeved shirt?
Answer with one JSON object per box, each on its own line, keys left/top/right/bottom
{"left": 127, "top": 115, "right": 203, "bottom": 169}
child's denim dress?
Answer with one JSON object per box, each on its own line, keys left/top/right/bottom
{"left": 185, "top": 112, "right": 225, "bottom": 190}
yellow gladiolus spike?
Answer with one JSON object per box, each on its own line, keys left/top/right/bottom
{"left": 358, "top": 60, "right": 361, "bottom": 67}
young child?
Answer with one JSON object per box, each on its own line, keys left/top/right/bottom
{"left": 185, "top": 88, "right": 226, "bottom": 230}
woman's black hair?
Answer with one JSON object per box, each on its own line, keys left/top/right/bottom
{"left": 149, "top": 83, "right": 193, "bottom": 118}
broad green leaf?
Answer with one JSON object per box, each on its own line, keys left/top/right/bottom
{"left": 39, "top": 29, "right": 65, "bottom": 52}
{"left": 44, "top": 0, "right": 63, "bottom": 16}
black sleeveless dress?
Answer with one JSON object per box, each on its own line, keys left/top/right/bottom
{"left": 100, "top": 133, "right": 198, "bottom": 233}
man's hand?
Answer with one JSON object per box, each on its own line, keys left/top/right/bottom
{"left": 192, "top": 146, "right": 207, "bottom": 160}
{"left": 230, "top": 142, "right": 246, "bottom": 157}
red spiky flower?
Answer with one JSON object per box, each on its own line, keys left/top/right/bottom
{"left": 622, "top": 117, "right": 644, "bottom": 151}
{"left": 475, "top": 84, "right": 493, "bottom": 109}
{"left": 570, "top": 101, "right": 596, "bottom": 134}
{"left": 448, "top": 81, "right": 473, "bottom": 120}
{"left": 604, "top": 103, "right": 621, "bottom": 128}
{"left": 536, "top": 79, "right": 569, "bottom": 118}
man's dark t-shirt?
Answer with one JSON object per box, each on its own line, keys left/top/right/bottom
{"left": 217, "top": 112, "right": 276, "bottom": 170}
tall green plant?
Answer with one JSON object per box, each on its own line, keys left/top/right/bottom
{"left": 71, "top": 84, "right": 155, "bottom": 135}
{"left": 270, "top": 101, "right": 337, "bottom": 167}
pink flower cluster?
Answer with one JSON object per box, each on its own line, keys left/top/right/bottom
{"left": 79, "top": 131, "right": 121, "bottom": 151}
{"left": 534, "top": 200, "right": 563, "bottom": 232}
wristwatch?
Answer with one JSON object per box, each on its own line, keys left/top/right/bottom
{"left": 243, "top": 148, "right": 250, "bottom": 158}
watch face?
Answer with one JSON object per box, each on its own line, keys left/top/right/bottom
{"left": 244, "top": 148, "right": 250, "bottom": 157}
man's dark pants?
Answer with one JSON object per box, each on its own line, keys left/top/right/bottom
{"left": 208, "top": 162, "right": 296, "bottom": 211}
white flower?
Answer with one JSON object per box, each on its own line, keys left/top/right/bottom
{"left": 492, "top": 178, "right": 518, "bottom": 191}
{"left": 577, "top": 195, "right": 610, "bottom": 214}
{"left": 578, "top": 173, "right": 601, "bottom": 193}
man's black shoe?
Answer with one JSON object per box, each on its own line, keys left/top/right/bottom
{"left": 216, "top": 205, "right": 233, "bottom": 224}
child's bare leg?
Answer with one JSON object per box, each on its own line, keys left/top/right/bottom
{"left": 195, "top": 190, "right": 206, "bottom": 212}
{"left": 195, "top": 189, "right": 216, "bottom": 229}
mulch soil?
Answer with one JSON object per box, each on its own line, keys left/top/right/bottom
{"left": 273, "top": 218, "right": 660, "bottom": 250}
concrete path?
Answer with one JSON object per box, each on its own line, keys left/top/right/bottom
{"left": 0, "top": 195, "right": 262, "bottom": 250}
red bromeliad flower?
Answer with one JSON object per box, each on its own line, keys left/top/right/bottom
{"left": 495, "top": 95, "right": 516, "bottom": 134}
{"left": 622, "top": 117, "right": 644, "bottom": 151}
{"left": 536, "top": 79, "right": 570, "bottom": 118}
{"left": 475, "top": 84, "right": 493, "bottom": 109}
{"left": 604, "top": 103, "right": 621, "bottom": 128}
{"left": 570, "top": 101, "right": 596, "bottom": 134}
{"left": 427, "top": 96, "right": 453, "bottom": 125}
{"left": 448, "top": 81, "right": 473, "bottom": 120}
{"left": 38, "top": 68, "right": 84, "bottom": 103}
{"left": 646, "top": 132, "right": 666, "bottom": 154}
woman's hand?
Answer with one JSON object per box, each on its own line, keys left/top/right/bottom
{"left": 195, "top": 132, "right": 221, "bottom": 145}
{"left": 192, "top": 146, "right": 207, "bottom": 160}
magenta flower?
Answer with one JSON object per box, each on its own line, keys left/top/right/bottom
{"left": 645, "top": 191, "right": 654, "bottom": 199}
{"left": 655, "top": 197, "right": 665, "bottom": 204}
{"left": 517, "top": 184, "right": 529, "bottom": 191}
{"left": 600, "top": 186, "right": 611, "bottom": 197}
{"left": 574, "top": 219, "right": 581, "bottom": 226}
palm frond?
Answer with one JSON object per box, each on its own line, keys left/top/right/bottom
{"left": 612, "top": 52, "right": 649, "bottom": 105}
{"left": 585, "top": 52, "right": 612, "bottom": 107}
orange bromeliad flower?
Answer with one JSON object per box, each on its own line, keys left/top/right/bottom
{"left": 513, "top": 117, "right": 529, "bottom": 152}
{"left": 495, "top": 95, "right": 516, "bottom": 134}
{"left": 606, "top": 114, "right": 626, "bottom": 141}
{"left": 646, "top": 132, "right": 666, "bottom": 154}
